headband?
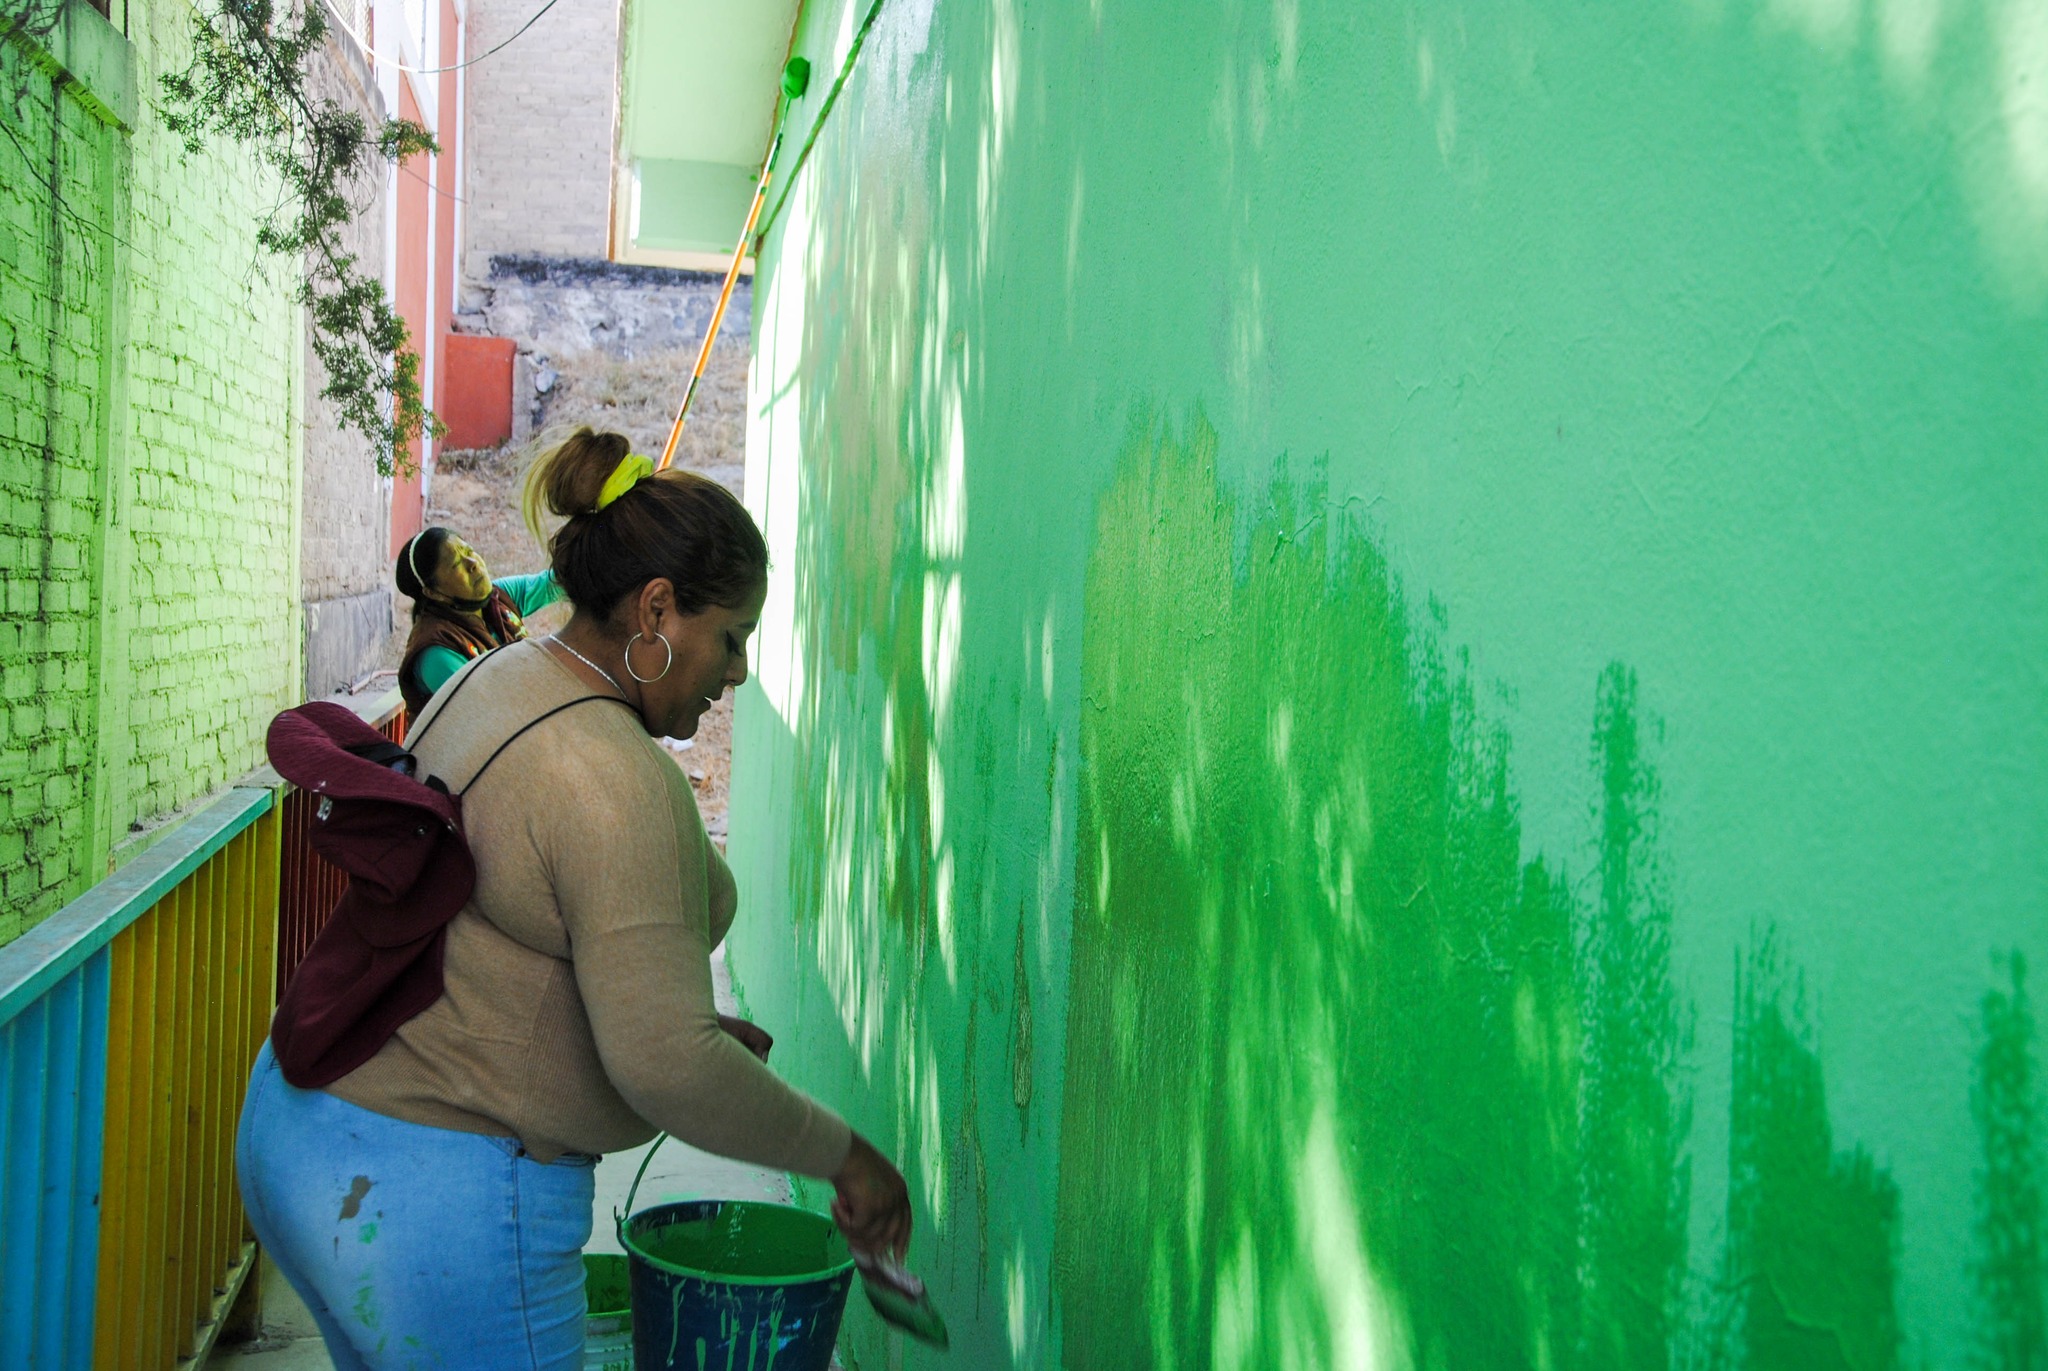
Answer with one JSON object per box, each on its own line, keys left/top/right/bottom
{"left": 404, "top": 529, "right": 428, "bottom": 592}
{"left": 596, "top": 453, "right": 655, "bottom": 511}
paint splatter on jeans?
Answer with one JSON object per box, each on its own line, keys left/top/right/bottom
{"left": 236, "top": 1040, "right": 597, "bottom": 1370}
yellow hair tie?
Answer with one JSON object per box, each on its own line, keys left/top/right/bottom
{"left": 596, "top": 453, "right": 654, "bottom": 511}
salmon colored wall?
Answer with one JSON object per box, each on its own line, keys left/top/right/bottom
{"left": 439, "top": 334, "right": 514, "bottom": 450}
{"left": 434, "top": 0, "right": 457, "bottom": 371}
{"left": 388, "top": 78, "right": 430, "bottom": 556}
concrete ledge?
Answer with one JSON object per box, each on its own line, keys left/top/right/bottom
{"left": 4, "top": 0, "right": 136, "bottom": 129}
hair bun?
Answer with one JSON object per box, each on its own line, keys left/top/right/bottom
{"left": 522, "top": 428, "right": 632, "bottom": 540}
{"left": 520, "top": 429, "right": 768, "bottom": 624}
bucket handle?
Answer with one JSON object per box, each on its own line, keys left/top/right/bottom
{"left": 614, "top": 1131, "right": 672, "bottom": 1241}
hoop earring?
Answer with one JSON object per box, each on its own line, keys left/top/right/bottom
{"left": 625, "top": 632, "right": 673, "bottom": 684}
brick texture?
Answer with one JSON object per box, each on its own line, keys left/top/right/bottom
{"left": 298, "top": 29, "right": 394, "bottom": 696}
{"left": 459, "top": 0, "right": 617, "bottom": 285}
{"left": 0, "top": 1, "right": 301, "bottom": 943}
{"left": 0, "top": 33, "right": 118, "bottom": 937}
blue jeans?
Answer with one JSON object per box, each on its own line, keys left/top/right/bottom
{"left": 236, "top": 1040, "right": 597, "bottom": 1371}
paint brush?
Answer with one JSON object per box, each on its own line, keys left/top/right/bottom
{"left": 854, "top": 1251, "right": 950, "bottom": 1349}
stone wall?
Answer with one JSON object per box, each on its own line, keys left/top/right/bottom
{"left": 460, "top": 255, "right": 747, "bottom": 362}
{"left": 459, "top": 0, "right": 618, "bottom": 287}
{"left": 298, "top": 27, "right": 394, "bottom": 697}
{"left": 455, "top": 255, "right": 747, "bottom": 482}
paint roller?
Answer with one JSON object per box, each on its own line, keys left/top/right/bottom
{"left": 655, "top": 58, "right": 812, "bottom": 472}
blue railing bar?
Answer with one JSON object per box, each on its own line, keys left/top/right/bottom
{"left": 0, "top": 784, "right": 275, "bottom": 1027}
{"left": 1, "top": 996, "right": 51, "bottom": 1368}
{"left": 65, "top": 950, "right": 109, "bottom": 1366}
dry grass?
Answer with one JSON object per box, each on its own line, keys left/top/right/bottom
{"left": 389, "top": 337, "right": 751, "bottom": 835}
{"left": 539, "top": 342, "right": 749, "bottom": 491}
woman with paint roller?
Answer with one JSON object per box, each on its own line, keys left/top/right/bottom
{"left": 236, "top": 427, "right": 914, "bottom": 1369}
{"left": 392, "top": 525, "right": 563, "bottom": 717}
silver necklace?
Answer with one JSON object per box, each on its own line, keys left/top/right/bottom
{"left": 548, "top": 634, "right": 626, "bottom": 696}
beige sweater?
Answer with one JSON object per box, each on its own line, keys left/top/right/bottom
{"left": 328, "top": 639, "right": 852, "bottom": 1176}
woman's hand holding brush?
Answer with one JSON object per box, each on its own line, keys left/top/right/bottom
{"left": 830, "top": 1131, "right": 911, "bottom": 1258}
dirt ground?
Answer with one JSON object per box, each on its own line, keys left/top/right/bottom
{"left": 390, "top": 341, "right": 749, "bottom": 838}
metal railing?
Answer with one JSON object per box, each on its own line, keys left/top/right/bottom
{"left": 93, "top": 793, "right": 279, "bottom": 1369}
{"left": 0, "top": 687, "right": 403, "bottom": 1368}
{"left": 277, "top": 701, "right": 406, "bottom": 992}
{"left": 0, "top": 914, "right": 108, "bottom": 1368}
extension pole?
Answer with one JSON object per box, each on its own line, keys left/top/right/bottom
{"left": 658, "top": 129, "right": 785, "bottom": 471}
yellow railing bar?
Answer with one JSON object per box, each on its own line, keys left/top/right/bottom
{"left": 93, "top": 802, "right": 279, "bottom": 1369}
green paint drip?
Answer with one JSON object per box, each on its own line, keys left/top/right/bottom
{"left": 1011, "top": 910, "right": 1034, "bottom": 1117}
{"left": 961, "top": 990, "right": 992, "bottom": 1294}
{"left": 1717, "top": 933, "right": 1903, "bottom": 1371}
{"left": 1052, "top": 415, "right": 1689, "bottom": 1369}
{"left": 1580, "top": 664, "right": 1691, "bottom": 1371}
{"left": 1971, "top": 951, "right": 2047, "bottom": 1371}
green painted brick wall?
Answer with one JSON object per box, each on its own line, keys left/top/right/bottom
{"left": 723, "top": 1, "right": 2048, "bottom": 1368}
{"left": 0, "top": 0, "right": 301, "bottom": 944}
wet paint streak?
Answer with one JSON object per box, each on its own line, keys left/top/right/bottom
{"left": 1716, "top": 933, "right": 1902, "bottom": 1371}
{"left": 1010, "top": 912, "right": 1033, "bottom": 1118}
{"left": 1053, "top": 416, "right": 1688, "bottom": 1368}
{"left": 1971, "top": 951, "right": 2047, "bottom": 1370}
{"left": 960, "top": 990, "right": 992, "bottom": 1296}
{"left": 1579, "top": 664, "right": 1691, "bottom": 1371}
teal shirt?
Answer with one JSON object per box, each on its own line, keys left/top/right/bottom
{"left": 412, "top": 570, "right": 562, "bottom": 697}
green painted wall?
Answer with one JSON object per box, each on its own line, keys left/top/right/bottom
{"left": 725, "top": 0, "right": 2048, "bottom": 1366}
{"left": 0, "top": 0, "right": 302, "bottom": 943}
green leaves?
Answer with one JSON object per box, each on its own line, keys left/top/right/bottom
{"left": 158, "top": 0, "right": 444, "bottom": 474}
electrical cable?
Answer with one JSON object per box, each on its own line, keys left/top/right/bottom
{"left": 400, "top": 160, "right": 468, "bottom": 204}
{"left": 323, "top": 0, "right": 565, "bottom": 77}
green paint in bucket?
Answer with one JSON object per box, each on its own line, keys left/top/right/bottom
{"left": 584, "top": 1254, "right": 633, "bottom": 1371}
{"left": 618, "top": 1138, "right": 854, "bottom": 1371}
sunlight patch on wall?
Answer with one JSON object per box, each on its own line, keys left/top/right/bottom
{"left": 750, "top": 170, "right": 820, "bottom": 728}
{"left": 1296, "top": 1108, "right": 1414, "bottom": 1371}
{"left": 1005, "top": 1237, "right": 1034, "bottom": 1364}
{"left": 1765, "top": 0, "right": 1863, "bottom": 49}
{"left": 1997, "top": 0, "right": 2048, "bottom": 222}
{"left": 1875, "top": 0, "right": 1947, "bottom": 85}
{"left": 1715, "top": 0, "right": 2048, "bottom": 303}
{"left": 977, "top": 0, "right": 1018, "bottom": 278}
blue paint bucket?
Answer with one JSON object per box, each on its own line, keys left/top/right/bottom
{"left": 618, "top": 1138, "right": 854, "bottom": 1371}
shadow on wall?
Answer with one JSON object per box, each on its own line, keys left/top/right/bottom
{"left": 737, "top": 0, "right": 2048, "bottom": 1360}
{"left": 755, "top": 7, "right": 1024, "bottom": 1340}
{"left": 1050, "top": 412, "right": 2045, "bottom": 1371}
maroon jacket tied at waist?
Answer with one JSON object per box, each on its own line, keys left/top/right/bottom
{"left": 265, "top": 701, "right": 476, "bottom": 1088}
